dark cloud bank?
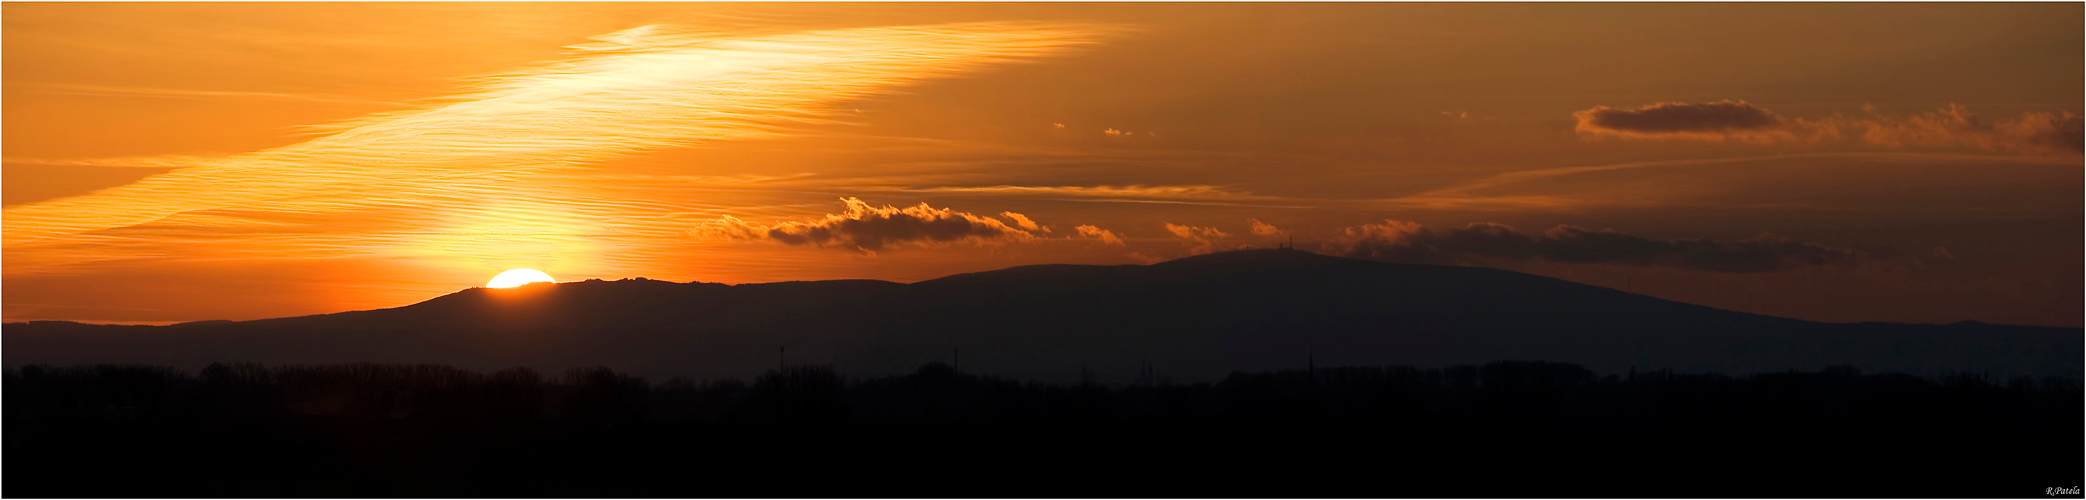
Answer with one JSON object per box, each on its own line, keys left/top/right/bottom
{"left": 1575, "top": 100, "right": 2082, "bottom": 154}
{"left": 1574, "top": 99, "right": 1784, "bottom": 135}
{"left": 1323, "top": 220, "right": 1862, "bottom": 273}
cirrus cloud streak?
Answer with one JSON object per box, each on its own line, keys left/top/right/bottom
{"left": 3, "top": 22, "right": 1109, "bottom": 271}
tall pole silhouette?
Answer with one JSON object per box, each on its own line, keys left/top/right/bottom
{"left": 779, "top": 346, "right": 785, "bottom": 371}
{"left": 1308, "top": 349, "right": 1316, "bottom": 383}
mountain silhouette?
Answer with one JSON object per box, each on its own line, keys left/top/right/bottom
{"left": 7, "top": 248, "right": 2077, "bottom": 382}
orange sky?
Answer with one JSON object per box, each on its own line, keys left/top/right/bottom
{"left": 5, "top": 3, "right": 2081, "bottom": 326}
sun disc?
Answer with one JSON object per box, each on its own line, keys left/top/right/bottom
{"left": 486, "top": 269, "right": 555, "bottom": 288}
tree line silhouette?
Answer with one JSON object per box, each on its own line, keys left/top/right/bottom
{"left": 7, "top": 361, "right": 2080, "bottom": 497}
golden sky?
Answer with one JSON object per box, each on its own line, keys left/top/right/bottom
{"left": 5, "top": 3, "right": 2081, "bottom": 326}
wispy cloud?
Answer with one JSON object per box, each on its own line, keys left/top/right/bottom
{"left": 3, "top": 155, "right": 218, "bottom": 169}
{"left": 12, "top": 82, "right": 411, "bottom": 106}
{"left": 1374, "top": 152, "right": 2081, "bottom": 212}
{"left": 1833, "top": 104, "right": 2082, "bottom": 154}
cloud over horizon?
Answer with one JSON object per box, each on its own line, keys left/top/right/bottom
{"left": 1322, "top": 220, "right": 1864, "bottom": 273}
{"left": 695, "top": 197, "right": 1038, "bottom": 253}
{"left": 1075, "top": 225, "right": 1125, "bottom": 245}
{"left": 1164, "top": 223, "right": 1231, "bottom": 255}
{"left": 1248, "top": 218, "right": 1282, "bottom": 237}
{"left": 1000, "top": 212, "right": 1048, "bottom": 233}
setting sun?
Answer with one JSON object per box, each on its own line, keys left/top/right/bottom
{"left": 486, "top": 269, "right": 555, "bottom": 288}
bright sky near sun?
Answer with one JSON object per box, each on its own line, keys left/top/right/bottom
{"left": 485, "top": 269, "right": 556, "bottom": 289}
{"left": 4, "top": 3, "right": 2080, "bottom": 326}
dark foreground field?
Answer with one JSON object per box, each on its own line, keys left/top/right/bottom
{"left": 7, "top": 361, "right": 2080, "bottom": 498}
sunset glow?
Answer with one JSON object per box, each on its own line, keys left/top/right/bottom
{"left": 3, "top": 3, "right": 2078, "bottom": 327}
{"left": 6, "top": 5, "right": 2076, "bottom": 496}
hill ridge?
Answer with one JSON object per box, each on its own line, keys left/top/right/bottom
{"left": 7, "top": 249, "right": 2078, "bottom": 382}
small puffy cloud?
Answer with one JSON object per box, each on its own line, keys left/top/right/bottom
{"left": 1075, "top": 224, "right": 1125, "bottom": 245}
{"left": 1574, "top": 100, "right": 2082, "bottom": 154}
{"left": 694, "top": 197, "right": 1035, "bottom": 254}
{"left": 1322, "top": 220, "right": 1863, "bottom": 273}
{"left": 1164, "top": 223, "right": 1227, "bottom": 240}
{"left": 1104, "top": 128, "right": 1128, "bottom": 137}
{"left": 2003, "top": 111, "right": 2084, "bottom": 153}
{"left": 1933, "top": 247, "right": 1956, "bottom": 260}
{"left": 1000, "top": 211, "right": 1048, "bottom": 233}
{"left": 1164, "top": 223, "right": 1231, "bottom": 255}
{"left": 1248, "top": 218, "right": 1282, "bottom": 237}
{"left": 1574, "top": 99, "right": 1786, "bottom": 140}
{"left": 897, "top": 184, "right": 1257, "bottom": 200}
